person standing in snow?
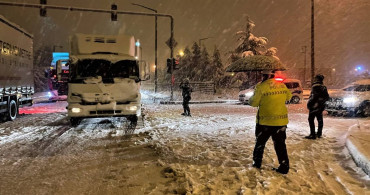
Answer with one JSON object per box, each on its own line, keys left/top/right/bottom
{"left": 179, "top": 78, "right": 193, "bottom": 116}
{"left": 305, "top": 74, "right": 329, "bottom": 139}
{"left": 249, "top": 70, "right": 292, "bottom": 174}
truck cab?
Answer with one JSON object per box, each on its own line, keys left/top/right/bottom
{"left": 67, "top": 34, "right": 149, "bottom": 126}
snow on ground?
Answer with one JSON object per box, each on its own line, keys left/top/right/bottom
{"left": 0, "top": 100, "right": 369, "bottom": 194}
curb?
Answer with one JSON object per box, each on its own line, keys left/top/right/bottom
{"left": 160, "top": 100, "right": 240, "bottom": 105}
{"left": 345, "top": 124, "right": 370, "bottom": 176}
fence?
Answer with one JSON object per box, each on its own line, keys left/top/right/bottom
{"left": 141, "top": 81, "right": 215, "bottom": 94}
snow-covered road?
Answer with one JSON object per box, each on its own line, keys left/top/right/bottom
{"left": 0, "top": 101, "right": 369, "bottom": 194}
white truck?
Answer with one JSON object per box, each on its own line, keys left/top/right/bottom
{"left": 0, "top": 15, "right": 34, "bottom": 121}
{"left": 66, "top": 34, "right": 149, "bottom": 126}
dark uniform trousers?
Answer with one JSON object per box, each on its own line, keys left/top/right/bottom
{"left": 253, "top": 124, "right": 289, "bottom": 168}
{"left": 308, "top": 111, "right": 323, "bottom": 137}
{"left": 183, "top": 97, "right": 191, "bottom": 115}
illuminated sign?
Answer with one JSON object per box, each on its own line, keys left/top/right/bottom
{"left": 51, "top": 52, "right": 69, "bottom": 66}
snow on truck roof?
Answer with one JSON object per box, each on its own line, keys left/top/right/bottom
{"left": 70, "top": 33, "right": 136, "bottom": 57}
{"left": 0, "top": 15, "right": 33, "bottom": 39}
{"left": 71, "top": 54, "right": 136, "bottom": 63}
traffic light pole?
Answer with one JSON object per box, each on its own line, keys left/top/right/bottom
{"left": 0, "top": 1, "right": 175, "bottom": 98}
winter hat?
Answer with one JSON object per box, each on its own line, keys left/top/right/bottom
{"left": 314, "top": 74, "right": 324, "bottom": 82}
{"left": 261, "top": 70, "right": 275, "bottom": 75}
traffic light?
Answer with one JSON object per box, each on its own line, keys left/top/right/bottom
{"left": 174, "top": 58, "right": 180, "bottom": 70}
{"left": 40, "top": 0, "right": 47, "bottom": 17}
{"left": 111, "top": 4, "right": 117, "bottom": 21}
{"left": 167, "top": 58, "right": 181, "bottom": 73}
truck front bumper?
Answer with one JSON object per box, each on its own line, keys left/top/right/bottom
{"left": 67, "top": 102, "right": 141, "bottom": 118}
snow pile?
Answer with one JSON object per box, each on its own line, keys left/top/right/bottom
{"left": 346, "top": 121, "right": 370, "bottom": 176}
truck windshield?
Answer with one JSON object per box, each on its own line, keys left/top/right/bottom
{"left": 71, "top": 59, "right": 139, "bottom": 83}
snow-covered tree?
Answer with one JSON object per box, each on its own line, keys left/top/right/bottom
{"left": 226, "top": 17, "right": 281, "bottom": 89}
{"left": 210, "top": 46, "right": 225, "bottom": 86}
{"left": 34, "top": 46, "right": 53, "bottom": 92}
{"left": 190, "top": 42, "right": 202, "bottom": 79}
{"left": 175, "top": 47, "right": 192, "bottom": 82}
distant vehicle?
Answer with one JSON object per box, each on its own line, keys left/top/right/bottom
{"left": 238, "top": 78, "right": 303, "bottom": 104}
{"left": 0, "top": 15, "right": 34, "bottom": 121}
{"left": 47, "top": 52, "right": 70, "bottom": 100}
{"left": 326, "top": 79, "right": 370, "bottom": 117}
{"left": 67, "top": 34, "right": 150, "bottom": 126}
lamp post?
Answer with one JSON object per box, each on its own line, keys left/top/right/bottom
{"left": 311, "top": 0, "right": 315, "bottom": 85}
{"left": 131, "top": 3, "right": 158, "bottom": 93}
{"left": 301, "top": 45, "right": 307, "bottom": 87}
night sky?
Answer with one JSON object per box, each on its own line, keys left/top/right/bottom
{"left": 1, "top": 0, "right": 369, "bottom": 83}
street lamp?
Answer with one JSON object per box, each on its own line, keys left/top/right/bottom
{"left": 179, "top": 50, "right": 184, "bottom": 57}
{"left": 199, "top": 37, "right": 212, "bottom": 50}
{"left": 131, "top": 3, "right": 158, "bottom": 93}
{"left": 135, "top": 40, "right": 142, "bottom": 60}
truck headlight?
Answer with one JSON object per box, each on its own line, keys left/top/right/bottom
{"left": 127, "top": 106, "right": 137, "bottom": 111}
{"left": 71, "top": 108, "right": 81, "bottom": 113}
{"left": 343, "top": 97, "right": 357, "bottom": 104}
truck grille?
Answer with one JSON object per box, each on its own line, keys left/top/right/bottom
{"left": 90, "top": 110, "right": 122, "bottom": 115}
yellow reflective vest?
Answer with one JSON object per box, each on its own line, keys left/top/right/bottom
{"left": 249, "top": 78, "right": 292, "bottom": 126}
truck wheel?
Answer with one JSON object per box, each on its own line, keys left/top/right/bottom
{"left": 70, "top": 117, "right": 82, "bottom": 127}
{"left": 7, "top": 100, "right": 18, "bottom": 121}
{"left": 358, "top": 101, "right": 370, "bottom": 117}
{"left": 290, "top": 96, "right": 300, "bottom": 104}
{"left": 125, "top": 116, "right": 138, "bottom": 133}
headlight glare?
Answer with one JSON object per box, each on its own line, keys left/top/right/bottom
{"left": 246, "top": 91, "right": 254, "bottom": 97}
{"left": 71, "top": 108, "right": 81, "bottom": 113}
{"left": 128, "top": 106, "right": 138, "bottom": 111}
{"left": 343, "top": 97, "right": 357, "bottom": 104}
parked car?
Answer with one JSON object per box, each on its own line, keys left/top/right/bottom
{"left": 326, "top": 79, "right": 370, "bottom": 117}
{"left": 238, "top": 78, "right": 303, "bottom": 104}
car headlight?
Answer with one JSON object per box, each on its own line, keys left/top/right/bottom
{"left": 71, "top": 108, "right": 81, "bottom": 113}
{"left": 245, "top": 91, "right": 254, "bottom": 97}
{"left": 127, "top": 106, "right": 138, "bottom": 111}
{"left": 343, "top": 97, "right": 357, "bottom": 104}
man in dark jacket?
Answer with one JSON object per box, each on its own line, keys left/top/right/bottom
{"left": 305, "top": 74, "right": 329, "bottom": 139}
{"left": 179, "top": 78, "right": 193, "bottom": 116}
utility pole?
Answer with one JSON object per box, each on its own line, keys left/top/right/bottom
{"left": 131, "top": 3, "right": 158, "bottom": 93}
{"left": 311, "top": 0, "right": 315, "bottom": 84}
{"left": 301, "top": 45, "right": 307, "bottom": 87}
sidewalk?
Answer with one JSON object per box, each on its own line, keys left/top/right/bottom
{"left": 345, "top": 120, "right": 370, "bottom": 176}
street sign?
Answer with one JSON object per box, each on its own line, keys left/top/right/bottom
{"left": 166, "top": 38, "right": 177, "bottom": 49}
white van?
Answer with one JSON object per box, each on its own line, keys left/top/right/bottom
{"left": 238, "top": 78, "right": 303, "bottom": 104}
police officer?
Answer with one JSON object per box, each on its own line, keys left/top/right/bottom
{"left": 305, "top": 74, "right": 329, "bottom": 139}
{"left": 179, "top": 78, "right": 193, "bottom": 116}
{"left": 249, "top": 70, "right": 292, "bottom": 174}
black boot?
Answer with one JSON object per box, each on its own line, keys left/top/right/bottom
{"left": 272, "top": 166, "right": 289, "bottom": 174}
{"left": 305, "top": 134, "right": 316, "bottom": 139}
